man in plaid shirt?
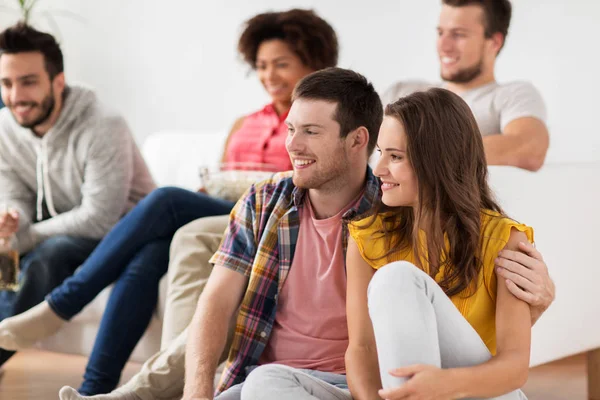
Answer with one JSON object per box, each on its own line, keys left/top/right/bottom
{"left": 183, "top": 68, "right": 383, "bottom": 400}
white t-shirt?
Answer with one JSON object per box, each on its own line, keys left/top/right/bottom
{"left": 381, "top": 80, "right": 547, "bottom": 136}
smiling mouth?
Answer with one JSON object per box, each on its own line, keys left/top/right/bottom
{"left": 294, "top": 159, "right": 316, "bottom": 167}
{"left": 440, "top": 56, "right": 458, "bottom": 65}
{"left": 13, "top": 104, "right": 35, "bottom": 113}
{"left": 266, "top": 85, "right": 285, "bottom": 92}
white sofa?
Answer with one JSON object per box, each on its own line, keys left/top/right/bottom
{"left": 37, "top": 132, "right": 227, "bottom": 363}
{"left": 39, "top": 131, "right": 600, "bottom": 373}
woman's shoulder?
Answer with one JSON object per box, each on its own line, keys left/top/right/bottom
{"left": 229, "top": 116, "right": 247, "bottom": 134}
{"left": 246, "top": 103, "right": 277, "bottom": 119}
{"left": 231, "top": 104, "right": 277, "bottom": 131}
{"left": 480, "top": 210, "right": 534, "bottom": 249}
{"left": 348, "top": 212, "right": 390, "bottom": 238}
{"left": 348, "top": 212, "right": 402, "bottom": 269}
{"left": 478, "top": 210, "right": 535, "bottom": 295}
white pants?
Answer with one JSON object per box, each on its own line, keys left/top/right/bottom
{"left": 216, "top": 364, "right": 352, "bottom": 400}
{"left": 368, "top": 261, "right": 527, "bottom": 400}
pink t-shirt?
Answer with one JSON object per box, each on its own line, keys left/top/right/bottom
{"left": 259, "top": 194, "right": 361, "bottom": 373}
{"left": 224, "top": 104, "right": 292, "bottom": 172}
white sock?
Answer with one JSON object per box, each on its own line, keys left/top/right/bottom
{"left": 0, "top": 301, "right": 65, "bottom": 350}
{"left": 59, "top": 386, "right": 142, "bottom": 400}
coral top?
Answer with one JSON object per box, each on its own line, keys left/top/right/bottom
{"left": 224, "top": 104, "right": 292, "bottom": 172}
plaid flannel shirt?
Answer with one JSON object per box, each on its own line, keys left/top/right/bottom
{"left": 209, "top": 168, "right": 380, "bottom": 394}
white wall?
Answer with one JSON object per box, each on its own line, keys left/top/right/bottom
{"left": 1, "top": 0, "right": 599, "bottom": 164}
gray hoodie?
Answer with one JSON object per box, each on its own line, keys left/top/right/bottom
{"left": 0, "top": 85, "right": 156, "bottom": 253}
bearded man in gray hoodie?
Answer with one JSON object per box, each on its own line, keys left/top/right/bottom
{"left": 0, "top": 23, "right": 155, "bottom": 365}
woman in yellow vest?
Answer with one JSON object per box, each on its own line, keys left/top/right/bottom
{"left": 345, "top": 88, "right": 532, "bottom": 399}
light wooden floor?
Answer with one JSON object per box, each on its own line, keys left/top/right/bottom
{"left": 0, "top": 350, "right": 142, "bottom": 400}
{"left": 0, "top": 350, "right": 588, "bottom": 399}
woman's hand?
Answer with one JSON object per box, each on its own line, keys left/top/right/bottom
{"left": 378, "top": 365, "right": 457, "bottom": 400}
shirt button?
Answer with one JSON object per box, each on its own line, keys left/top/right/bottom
{"left": 260, "top": 331, "right": 267, "bottom": 338}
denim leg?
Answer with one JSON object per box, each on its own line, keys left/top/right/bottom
{"left": 0, "top": 290, "right": 16, "bottom": 321}
{"left": 64, "top": 188, "right": 233, "bottom": 395}
{"left": 46, "top": 187, "right": 234, "bottom": 319}
{"left": 78, "top": 239, "right": 171, "bottom": 395}
{"left": 0, "top": 235, "right": 98, "bottom": 366}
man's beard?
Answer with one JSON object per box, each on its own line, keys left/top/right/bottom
{"left": 292, "top": 149, "right": 350, "bottom": 193}
{"left": 10, "top": 89, "right": 56, "bottom": 129}
{"left": 441, "top": 58, "right": 483, "bottom": 84}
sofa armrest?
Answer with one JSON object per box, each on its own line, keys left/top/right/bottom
{"left": 488, "top": 162, "right": 600, "bottom": 366}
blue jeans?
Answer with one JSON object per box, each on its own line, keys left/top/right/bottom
{"left": 0, "top": 235, "right": 99, "bottom": 365}
{"left": 46, "top": 187, "right": 235, "bottom": 395}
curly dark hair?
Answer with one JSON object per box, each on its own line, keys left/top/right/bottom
{"left": 238, "top": 9, "right": 338, "bottom": 71}
{"left": 0, "top": 22, "right": 63, "bottom": 79}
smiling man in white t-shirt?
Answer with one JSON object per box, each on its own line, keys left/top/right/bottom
{"left": 383, "top": 0, "right": 549, "bottom": 172}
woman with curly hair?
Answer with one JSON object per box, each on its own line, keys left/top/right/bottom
{"left": 0, "top": 8, "right": 338, "bottom": 398}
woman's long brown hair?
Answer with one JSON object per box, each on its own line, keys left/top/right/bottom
{"left": 365, "top": 88, "right": 504, "bottom": 297}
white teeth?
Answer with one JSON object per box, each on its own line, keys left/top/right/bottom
{"left": 294, "top": 159, "right": 315, "bottom": 167}
{"left": 441, "top": 56, "right": 457, "bottom": 64}
{"left": 382, "top": 183, "right": 399, "bottom": 188}
{"left": 15, "top": 105, "right": 32, "bottom": 112}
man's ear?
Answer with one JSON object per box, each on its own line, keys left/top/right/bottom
{"left": 52, "top": 71, "right": 66, "bottom": 94}
{"left": 348, "top": 126, "right": 370, "bottom": 152}
{"left": 489, "top": 32, "right": 504, "bottom": 56}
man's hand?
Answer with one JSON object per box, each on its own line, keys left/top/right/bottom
{"left": 495, "top": 241, "right": 555, "bottom": 325}
{"left": 0, "top": 208, "right": 19, "bottom": 239}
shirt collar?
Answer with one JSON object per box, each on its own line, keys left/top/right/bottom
{"left": 264, "top": 103, "right": 290, "bottom": 123}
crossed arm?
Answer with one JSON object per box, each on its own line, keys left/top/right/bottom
{"left": 483, "top": 117, "right": 549, "bottom": 172}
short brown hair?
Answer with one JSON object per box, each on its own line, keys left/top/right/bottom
{"left": 238, "top": 9, "right": 338, "bottom": 71}
{"left": 293, "top": 67, "right": 383, "bottom": 155}
{"left": 443, "top": 0, "right": 512, "bottom": 52}
{"left": 0, "top": 22, "right": 63, "bottom": 79}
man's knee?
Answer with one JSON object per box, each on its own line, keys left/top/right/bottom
{"left": 171, "top": 216, "right": 222, "bottom": 254}
{"left": 171, "top": 215, "right": 229, "bottom": 250}
{"left": 169, "top": 215, "right": 228, "bottom": 278}
{"left": 241, "top": 364, "right": 296, "bottom": 399}
{"left": 170, "top": 219, "right": 201, "bottom": 256}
